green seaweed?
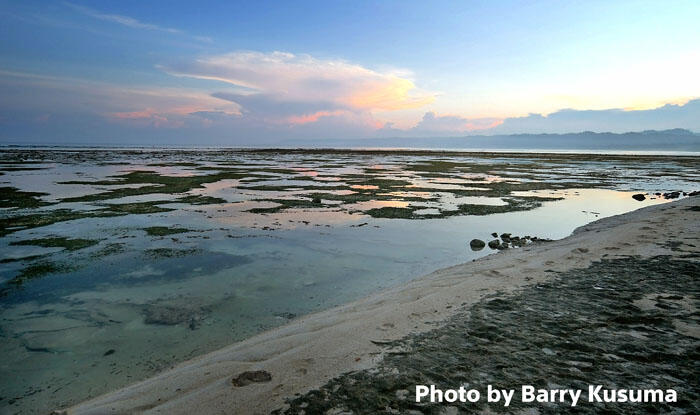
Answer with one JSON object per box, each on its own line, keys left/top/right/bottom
{"left": 0, "top": 254, "right": 45, "bottom": 264}
{"left": 4, "top": 261, "right": 77, "bottom": 290}
{"left": 102, "top": 201, "right": 175, "bottom": 215}
{"left": 176, "top": 195, "right": 227, "bottom": 205}
{"left": 144, "top": 226, "right": 191, "bottom": 236}
{"left": 364, "top": 206, "right": 417, "bottom": 219}
{"left": 0, "top": 209, "right": 115, "bottom": 237}
{"left": 0, "top": 187, "right": 50, "bottom": 209}
{"left": 59, "top": 170, "right": 261, "bottom": 203}
{"left": 246, "top": 198, "right": 321, "bottom": 213}
{"left": 91, "top": 243, "right": 127, "bottom": 258}
{"left": 0, "top": 202, "right": 173, "bottom": 237}
{"left": 143, "top": 248, "right": 200, "bottom": 258}
{"left": 9, "top": 237, "right": 99, "bottom": 251}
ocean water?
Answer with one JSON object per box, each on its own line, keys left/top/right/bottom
{"left": 0, "top": 149, "right": 698, "bottom": 413}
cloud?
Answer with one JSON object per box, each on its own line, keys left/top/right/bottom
{"left": 0, "top": 70, "right": 241, "bottom": 130}
{"left": 490, "top": 99, "right": 700, "bottom": 134}
{"left": 162, "top": 51, "right": 435, "bottom": 113}
{"left": 211, "top": 92, "right": 338, "bottom": 119}
{"left": 411, "top": 112, "right": 502, "bottom": 133}
{"left": 107, "top": 108, "right": 181, "bottom": 128}
{"left": 378, "top": 112, "right": 502, "bottom": 137}
{"left": 287, "top": 110, "right": 349, "bottom": 125}
{"left": 64, "top": 2, "right": 182, "bottom": 33}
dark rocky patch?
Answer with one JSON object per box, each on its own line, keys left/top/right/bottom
{"left": 277, "top": 256, "right": 700, "bottom": 414}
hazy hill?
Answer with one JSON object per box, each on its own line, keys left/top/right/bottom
{"left": 280, "top": 129, "right": 700, "bottom": 151}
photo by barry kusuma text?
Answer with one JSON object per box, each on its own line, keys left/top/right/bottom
{"left": 415, "top": 384, "right": 678, "bottom": 408}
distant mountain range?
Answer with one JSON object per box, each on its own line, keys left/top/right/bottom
{"left": 278, "top": 129, "right": 700, "bottom": 151}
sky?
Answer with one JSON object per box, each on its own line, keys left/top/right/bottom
{"left": 0, "top": 0, "right": 699, "bottom": 145}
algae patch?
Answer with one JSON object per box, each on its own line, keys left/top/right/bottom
{"left": 9, "top": 237, "right": 100, "bottom": 251}
{"left": 0, "top": 187, "right": 50, "bottom": 209}
{"left": 143, "top": 248, "right": 200, "bottom": 259}
{"left": 144, "top": 227, "right": 191, "bottom": 236}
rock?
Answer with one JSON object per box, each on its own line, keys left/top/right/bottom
{"left": 500, "top": 233, "right": 511, "bottom": 240}
{"left": 312, "top": 197, "right": 322, "bottom": 204}
{"left": 497, "top": 242, "right": 509, "bottom": 250}
{"left": 103, "top": 349, "right": 115, "bottom": 356}
{"left": 231, "top": 370, "right": 272, "bottom": 387}
{"left": 689, "top": 190, "right": 700, "bottom": 196}
{"left": 663, "top": 191, "right": 680, "bottom": 199}
{"left": 491, "top": 232, "right": 498, "bottom": 238}
{"left": 469, "top": 239, "right": 486, "bottom": 250}
{"left": 488, "top": 239, "right": 500, "bottom": 249}
{"left": 632, "top": 193, "right": 646, "bottom": 201}
{"left": 395, "top": 389, "right": 409, "bottom": 400}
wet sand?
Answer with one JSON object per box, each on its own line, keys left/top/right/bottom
{"left": 64, "top": 196, "right": 699, "bottom": 414}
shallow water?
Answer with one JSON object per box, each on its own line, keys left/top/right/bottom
{"left": 0, "top": 149, "right": 698, "bottom": 413}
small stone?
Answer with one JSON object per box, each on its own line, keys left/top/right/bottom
{"left": 103, "top": 349, "right": 115, "bottom": 356}
{"left": 491, "top": 232, "right": 498, "bottom": 237}
{"left": 232, "top": 370, "right": 272, "bottom": 387}
{"left": 632, "top": 193, "right": 646, "bottom": 201}
{"left": 488, "top": 239, "right": 500, "bottom": 249}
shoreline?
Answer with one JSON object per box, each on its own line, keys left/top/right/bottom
{"left": 64, "top": 197, "right": 699, "bottom": 414}
{"left": 2, "top": 147, "right": 700, "bottom": 158}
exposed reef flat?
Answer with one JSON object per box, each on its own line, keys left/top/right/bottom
{"left": 65, "top": 197, "right": 699, "bottom": 414}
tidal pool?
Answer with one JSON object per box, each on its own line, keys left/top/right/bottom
{"left": 0, "top": 149, "right": 698, "bottom": 413}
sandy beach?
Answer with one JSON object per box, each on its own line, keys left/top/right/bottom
{"left": 61, "top": 196, "right": 699, "bottom": 414}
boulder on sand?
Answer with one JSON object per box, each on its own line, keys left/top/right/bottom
{"left": 632, "top": 194, "right": 646, "bottom": 201}
{"left": 469, "top": 239, "right": 486, "bottom": 250}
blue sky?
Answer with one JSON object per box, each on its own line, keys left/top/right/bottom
{"left": 1, "top": 0, "right": 699, "bottom": 144}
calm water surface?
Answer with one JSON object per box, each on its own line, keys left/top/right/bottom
{"left": 0, "top": 149, "right": 698, "bottom": 413}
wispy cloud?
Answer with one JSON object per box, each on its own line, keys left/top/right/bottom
{"left": 61, "top": 1, "right": 219, "bottom": 44}
{"left": 0, "top": 70, "right": 241, "bottom": 129}
{"left": 64, "top": 2, "right": 180, "bottom": 33}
